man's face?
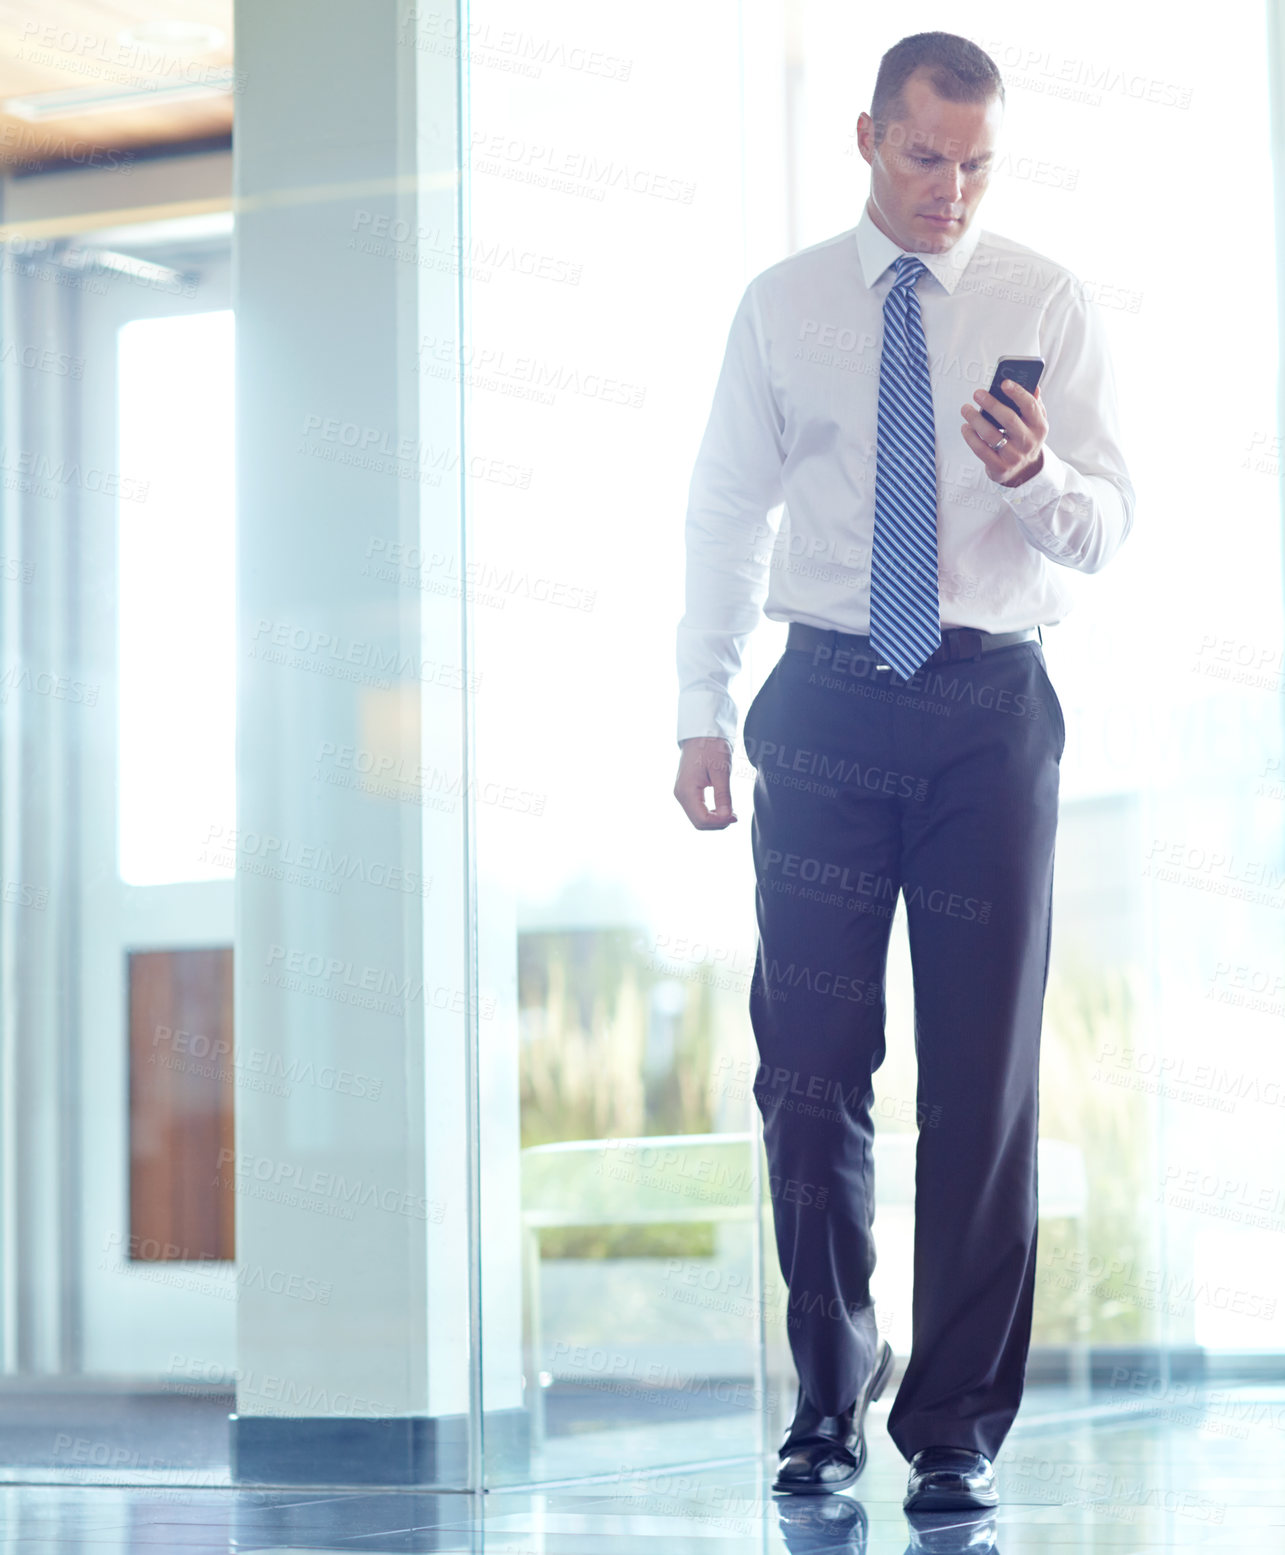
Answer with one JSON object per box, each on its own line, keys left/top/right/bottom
{"left": 856, "top": 70, "right": 1002, "bottom": 254}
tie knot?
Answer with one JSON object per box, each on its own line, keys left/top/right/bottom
{"left": 892, "top": 254, "right": 927, "bottom": 289}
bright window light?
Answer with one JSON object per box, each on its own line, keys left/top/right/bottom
{"left": 117, "top": 310, "right": 235, "bottom": 885}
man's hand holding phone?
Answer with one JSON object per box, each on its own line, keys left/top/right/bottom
{"left": 960, "top": 356, "right": 1049, "bottom": 488}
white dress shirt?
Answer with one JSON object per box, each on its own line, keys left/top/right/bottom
{"left": 677, "top": 203, "right": 1134, "bottom": 745}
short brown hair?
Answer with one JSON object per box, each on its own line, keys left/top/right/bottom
{"left": 871, "top": 33, "right": 1004, "bottom": 146}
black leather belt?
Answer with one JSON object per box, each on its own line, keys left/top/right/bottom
{"left": 786, "top": 621, "right": 1040, "bottom": 670}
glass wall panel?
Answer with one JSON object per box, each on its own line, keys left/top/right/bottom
{"left": 468, "top": 0, "right": 785, "bottom": 1484}
{"left": 471, "top": 0, "right": 1284, "bottom": 1488}
{"left": 0, "top": 0, "right": 1280, "bottom": 1499}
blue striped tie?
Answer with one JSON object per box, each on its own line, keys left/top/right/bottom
{"left": 869, "top": 253, "right": 941, "bottom": 679}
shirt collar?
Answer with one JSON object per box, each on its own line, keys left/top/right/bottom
{"left": 854, "top": 202, "right": 982, "bottom": 295}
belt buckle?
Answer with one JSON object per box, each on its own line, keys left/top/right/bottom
{"left": 949, "top": 628, "right": 985, "bottom": 661}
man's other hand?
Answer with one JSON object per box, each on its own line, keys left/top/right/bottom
{"left": 674, "top": 736, "right": 739, "bottom": 830}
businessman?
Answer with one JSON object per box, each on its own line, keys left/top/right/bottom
{"left": 674, "top": 32, "right": 1133, "bottom": 1513}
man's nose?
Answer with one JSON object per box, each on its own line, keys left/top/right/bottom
{"left": 932, "top": 165, "right": 964, "bottom": 202}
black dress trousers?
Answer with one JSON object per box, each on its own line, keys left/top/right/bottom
{"left": 742, "top": 632, "right": 1064, "bottom": 1463}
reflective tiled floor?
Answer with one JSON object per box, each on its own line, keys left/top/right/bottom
{"left": 0, "top": 1390, "right": 1281, "bottom": 1551}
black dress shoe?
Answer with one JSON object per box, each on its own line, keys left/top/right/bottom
{"left": 772, "top": 1340, "right": 894, "bottom": 1495}
{"left": 903, "top": 1447, "right": 998, "bottom": 1512}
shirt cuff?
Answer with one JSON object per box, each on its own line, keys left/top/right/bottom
{"left": 991, "top": 443, "right": 1066, "bottom": 519}
{"left": 992, "top": 445, "right": 1084, "bottom": 565}
{"left": 677, "top": 688, "right": 736, "bottom": 747}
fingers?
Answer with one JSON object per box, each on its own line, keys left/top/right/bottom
{"left": 967, "top": 388, "right": 1028, "bottom": 444}
{"left": 960, "top": 397, "right": 1019, "bottom": 477}
{"left": 972, "top": 382, "right": 1047, "bottom": 439}
{"left": 674, "top": 740, "right": 738, "bottom": 831}
{"left": 675, "top": 771, "right": 737, "bottom": 829}
{"left": 998, "top": 377, "right": 1044, "bottom": 426}
{"left": 707, "top": 748, "right": 737, "bottom": 822}
{"left": 960, "top": 380, "right": 1048, "bottom": 483}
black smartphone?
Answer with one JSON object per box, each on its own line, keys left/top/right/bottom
{"left": 981, "top": 356, "right": 1044, "bottom": 428}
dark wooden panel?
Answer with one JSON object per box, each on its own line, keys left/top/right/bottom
{"left": 0, "top": 0, "right": 234, "bottom": 173}
{"left": 128, "top": 946, "right": 234, "bottom": 1261}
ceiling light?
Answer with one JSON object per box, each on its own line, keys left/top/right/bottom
{"left": 117, "top": 22, "right": 226, "bottom": 55}
{"left": 3, "top": 75, "right": 234, "bottom": 120}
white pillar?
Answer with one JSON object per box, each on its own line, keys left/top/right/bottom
{"left": 231, "top": 0, "right": 521, "bottom": 1484}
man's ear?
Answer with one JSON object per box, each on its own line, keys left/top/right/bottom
{"left": 854, "top": 111, "right": 876, "bottom": 168}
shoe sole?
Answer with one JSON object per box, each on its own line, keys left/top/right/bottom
{"left": 903, "top": 1483, "right": 999, "bottom": 1512}
{"left": 772, "top": 1339, "right": 895, "bottom": 1495}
